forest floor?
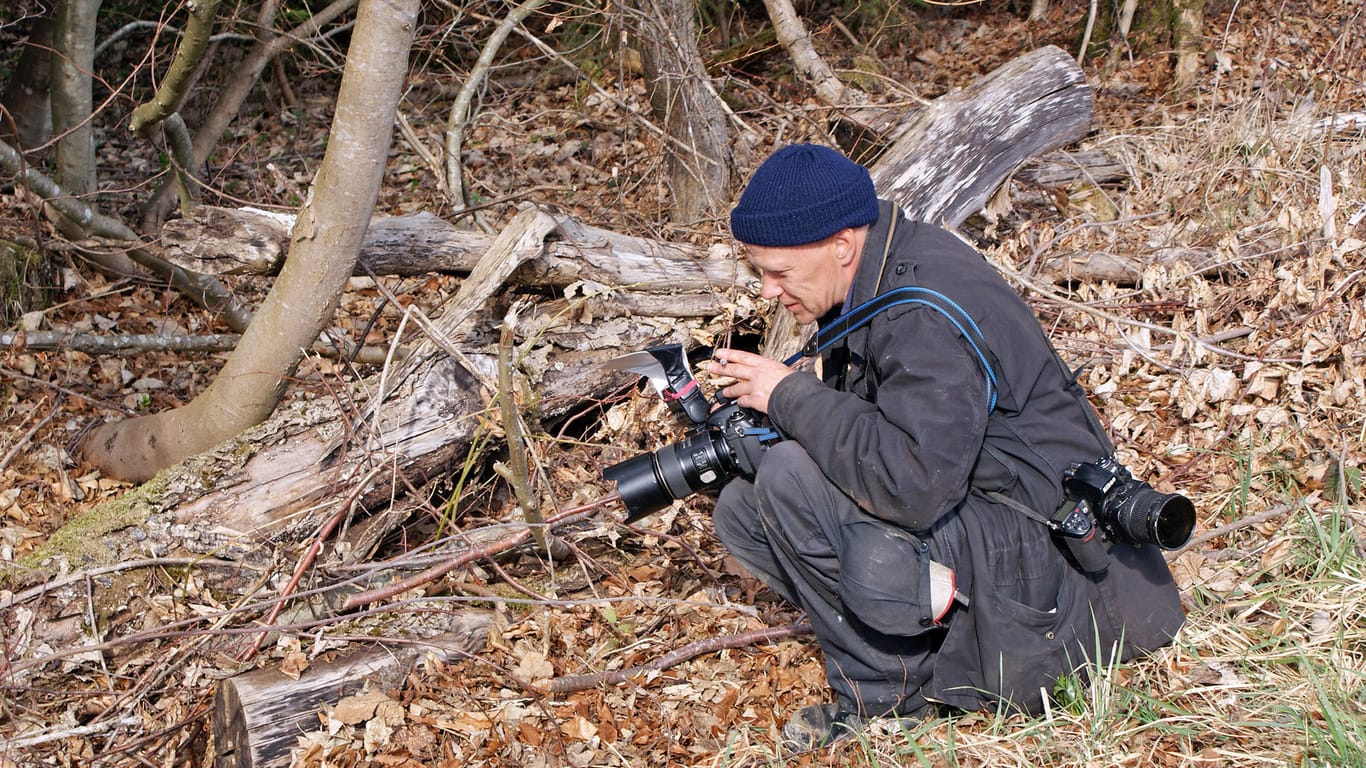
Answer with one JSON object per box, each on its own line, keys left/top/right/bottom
{"left": 2, "top": 0, "right": 1365, "bottom": 766}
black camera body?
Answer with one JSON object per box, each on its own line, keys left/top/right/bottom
{"left": 1055, "top": 456, "right": 1196, "bottom": 572}
{"left": 602, "top": 344, "right": 777, "bottom": 522}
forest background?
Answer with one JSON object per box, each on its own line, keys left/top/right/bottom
{"left": 0, "top": 0, "right": 1363, "bottom": 765}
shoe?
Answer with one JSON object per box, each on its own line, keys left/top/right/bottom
{"left": 780, "top": 702, "right": 860, "bottom": 753}
{"left": 780, "top": 702, "right": 923, "bottom": 754}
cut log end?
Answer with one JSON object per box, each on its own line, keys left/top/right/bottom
{"left": 212, "top": 612, "right": 494, "bottom": 768}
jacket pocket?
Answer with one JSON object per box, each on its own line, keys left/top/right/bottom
{"left": 837, "top": 517, "right": 951, "bottom": 637}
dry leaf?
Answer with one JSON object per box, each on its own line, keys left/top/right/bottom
{"left": 279, "top": 651, "right": 309, "bottom": 680}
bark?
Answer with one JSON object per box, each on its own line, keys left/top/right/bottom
{"left": 0, "top": 15, "right": 54, "bottom": 151}
{"left": 81, "top": 0, "right": 420, "bottom": 483}
{"left": 633, "top": 0, "right": 732, "bottom": 227}
{"left": 1171, "top": 0, "right": 1208, "bottom": 93}
{"left": 48, "top": 0, "right": 101, "bottom": 198}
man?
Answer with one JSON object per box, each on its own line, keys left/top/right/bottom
{"left": 702, "top": 144, "right": 1184, "bottom": 751}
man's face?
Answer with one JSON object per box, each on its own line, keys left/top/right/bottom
{"left": 744, "top": 235, "right": 852, "bottom": 324}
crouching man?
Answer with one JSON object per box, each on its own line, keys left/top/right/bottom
{"left": 703, "top": 144, "right": 1186, "bottom": 751}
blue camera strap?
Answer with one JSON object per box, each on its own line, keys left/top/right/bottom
{"left": 783, "top": 286, "right": 1001, "bottom": 413}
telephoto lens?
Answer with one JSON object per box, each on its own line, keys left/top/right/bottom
{"left": 604, "top": 430, "right": 733, "bottom": 522}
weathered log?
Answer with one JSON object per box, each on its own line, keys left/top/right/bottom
{"left": 214, "top": 610, "right": 495, "bottom": 768}
{"left": 1016, "top": 149, "right": 1128, "bottom": 189}
{"left": 162, "top": 46, "right": 1109, "bottom": 288}
{"left": 869, "top": 45, "right": 1093, "bottom": 229}
{"left": 160, "top": 205, "right": 752, "bottom": 300}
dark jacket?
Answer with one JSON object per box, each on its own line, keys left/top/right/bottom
{"left": 767, "top": 201, "right": 1184, "bottom": 713}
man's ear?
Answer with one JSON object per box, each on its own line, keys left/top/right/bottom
{"left": 832, "top": 228, "right": 860, "bottom": 267}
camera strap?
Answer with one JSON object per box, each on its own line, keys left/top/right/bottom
{"left": 785, "top": 286, "right": 1001, "bottom": 412}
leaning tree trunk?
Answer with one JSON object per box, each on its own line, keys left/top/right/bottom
{"left": 80, "top": 0, "right": 420, "bottom": 483}
{"left": 633, "top": 0, "right": 732, "bottom": 228}
{"left": 10, "top": 45, "right": 1092, "bottom": 616}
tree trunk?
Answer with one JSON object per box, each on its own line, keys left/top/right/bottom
{"left": 48, "top": 0, "right": 101, "bottom": 199}
{"left": 1171, "top": 0, "right": 1208, "bottom": 94}
{"left": 0, "top": 15, "right": 54, "bottom": 151}
{"left": 633, "top": 0, "right": 732, "bottom": 228}
{"left": 81, "top": 0, "right": 420, "bottom": 483}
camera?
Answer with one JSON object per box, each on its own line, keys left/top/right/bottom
{"left": 1057, "top": 456, "right": 1196, "bottom": 571}
{"left": 601, "top": 345, "right": 778, "bottom": 522}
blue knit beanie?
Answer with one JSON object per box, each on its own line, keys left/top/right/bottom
{"left": 730, "top": 143, "right": 879, "bottom": 246}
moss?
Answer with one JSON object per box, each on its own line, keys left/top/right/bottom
{"left": 1, "top": 239, "right": 58, "bottom": 327}
{"left": 2, "top": 474, "right": 171, "bottom": 588}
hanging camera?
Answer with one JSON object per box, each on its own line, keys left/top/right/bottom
{"left": 602, "top": 345, "right": 780, "bottom": 522}
{"left": 1056, "top": 456, "right": 1196, "bottom": 571}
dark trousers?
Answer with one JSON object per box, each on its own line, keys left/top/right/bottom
{"left": 712, "top": 441, "right": 949, "bottom": 716}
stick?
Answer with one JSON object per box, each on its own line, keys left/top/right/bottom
{"left": 1172, "top": 503, "right": 1296, "bottom": 555}
{"left": 340, "top": 502, "right": 608, "bottom": 611}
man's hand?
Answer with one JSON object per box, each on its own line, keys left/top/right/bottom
{"left": 701, "top": 348, "right": 793, "bottom": 414}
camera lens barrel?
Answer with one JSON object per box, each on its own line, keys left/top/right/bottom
{"left": 1111, "top": 489, "right": 1196, "bottom": 550}
{"left": 605, "top": 430, "right": 737, "bottom": 522}
{"left": 603, "top": 453, "right": 677, "bottom": 523}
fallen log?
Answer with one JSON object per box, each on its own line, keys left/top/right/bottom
{"left": 214, "top": 610, "right": 495, "bottom": 768}
{"left": 162, "top": 47, "right": 1118, "bottom": 288}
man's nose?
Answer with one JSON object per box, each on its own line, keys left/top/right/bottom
{"left": 759, "top": 276, "right": 782, "bottom": 299}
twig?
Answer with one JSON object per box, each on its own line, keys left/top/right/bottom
{"left": 0, "top": 715, "right": 142, "bottom": 750}
{"left": 1172, "top": 503, "right": 1297, "bottom": 555}
{"left": 242, "top": 466, "right": 384, "bottom": 660}
{"left": 494, "top": 301, "right": 566, "bottom": 559}
{"left": 0, "top": 394, "right": 63, "bottom": 475}
{"left": 546, "top": 622, "right": 813, "bottom": 694}
{"left": 341, "top": 501, "right": 609, "bottom": 611}
{"left": 444, "top": 0, "right": 550, "bottom": 209}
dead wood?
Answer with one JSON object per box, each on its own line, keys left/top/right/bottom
{"left": 214, "top": 610, "right": 494, "bottom": 768}
{"left": 869, "top": 45, "right": 1093, "bottom": 229}
{"left": 1016, "top": 149, "right": 1128, "bottom": 189}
